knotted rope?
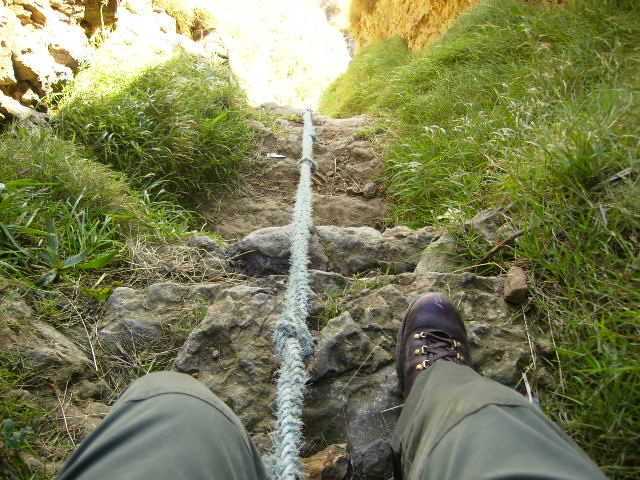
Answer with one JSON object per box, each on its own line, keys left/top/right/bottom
{"left": 271, "top": 108, "right": 317, "bottom": 480}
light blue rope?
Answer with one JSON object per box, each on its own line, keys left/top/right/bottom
{"left": 271, "top": 108, "right": 317, "bottom": 480}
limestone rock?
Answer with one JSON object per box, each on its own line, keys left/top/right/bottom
{"left": 0, "top": 45, "right": 17, "bottom": 86}
{"left": 414, "top": 231, "right": 460, "bottom": 275}
{"left": 504, "top": 266, "right": 528, "bottom": 305}
{"left": 0, "top": 299, "right": 94, "bottom": 387}
{"left": 0, "top": 0, "right": 207, "bottom": 123}
{"left": 351, "top": 0, "right": 478, "bottom": 51}
{"left": 237, "top": 225, "right": 329, "bottom": 275}
{"left": 466, "top": 207, "right": 509, "bottom": 244}
{"left": 98, "top": 283, "right": 196, "bottom": 349}
{"left": 308, "top": 311, "right": 392, "bottom": 381}
{"left": 302, "top": 443, "right": 349, "bottom": 480}
{"left": 237, "top": 225, "right": 438, "bottom": 277}
{"left": 47, "top": 21, "right": 91, "bottom": 70}
{"left": 82, "top": 0, "right": 118, "bottom": 35}
{"left": 12, "top": 0, "right": 49, "bottom": 26}
{"left": 305, "top": 364, "right": 400, "bottom": 479}
{"left": 0, "top": 90, "right": 37, "bottom": 121}
{"left": 13, "top": 45, "right": 73, "bottom": 95}
{"left": 174, "top": 286, "right": 281, "bottom": 431}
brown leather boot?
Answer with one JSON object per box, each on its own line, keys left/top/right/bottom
{"left": 396, "top": 292, "right": 472, "bottom": 396}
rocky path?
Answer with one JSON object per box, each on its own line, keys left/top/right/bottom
{"left": 205, "top": 104, "right": 390, "bottom": 239}
{"left": 1, "top": 106, "right": 539, "bottom": 479}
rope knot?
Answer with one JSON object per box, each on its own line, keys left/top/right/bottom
{"left": 298, "top": 157, "right": 317, "bottom": 173}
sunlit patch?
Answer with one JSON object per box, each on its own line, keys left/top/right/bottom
{"left": 205, "top": 0, "right": 351, "bottom": 108}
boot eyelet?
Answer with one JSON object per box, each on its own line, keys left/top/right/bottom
{"left": 415, "top": 360, "right": 430, "bottom": 371}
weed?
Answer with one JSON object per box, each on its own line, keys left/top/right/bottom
{"left": 315, "top": 290, "right": 347, "bottom": 328}
{"left": 354, "top": 126, "right": 386, "bottom": 141}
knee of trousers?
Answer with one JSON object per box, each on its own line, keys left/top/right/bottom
{"left": 115, "top": 371, "right": 244, "bottom": 428}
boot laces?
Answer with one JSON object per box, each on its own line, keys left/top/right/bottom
{"left": 413, "top": 331, "right": 466, "bottom": 370}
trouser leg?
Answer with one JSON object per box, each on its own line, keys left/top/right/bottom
{"left": 391, "top": 362, "right": 607, "bottom": 480}
{"left": 57, "top": 371, "right": 268, "bottom": 480}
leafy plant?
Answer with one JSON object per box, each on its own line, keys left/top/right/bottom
{"left": 38, "top": 217, "right": 118, "bottom": 287}
{"left": 1, "top": 419, "right": 33, "bottom": 454}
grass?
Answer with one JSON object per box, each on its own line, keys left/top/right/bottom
{"left": 0, "top": 128, "right": 196, "bottom": 286}
{"left": 152, "top": 0, "right": 215, "bottom": 39}
{"left": 2, "top": 45, "right": 254, "bottom": 477}
{"left": 320, "top": 0, "right": 640, "bottom": 476}
{"left": 319, "top": 36, "right": 410, "bottom": 118}
{"left": 0, "top": 351, "right": 64, "bottom": 480}
{"left": 55, "top": 51, "right": 253, "bottom": 202}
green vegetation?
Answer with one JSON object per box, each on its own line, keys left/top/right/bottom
{"left": 0, "top": 129, "right": 192, "bottom": 285}
{"left": 319, "top": 36, "right": 410, "bottom": 118}
{"left": 1, "top": 48, "right": 253, "bottom": 477}
{"left": 55, "top": 51, "right": 252, "bottom": 201}
{"left": 321, "top": 0, "right": 639, "bottom": 476}
{"left": 151, "top": 0, "right": 215, "bottom": 38}
{"left": 0, "top": 353, "right": 54, "bottom": 480}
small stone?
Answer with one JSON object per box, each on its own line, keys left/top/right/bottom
{"left": 466, "top": 208, "right": 507, "bottom": 244}
{"left": 462, "top": 272, "right": 476, "bottom": 284}
{"left": 535, "top": 339, "right": 554, "bottom": 357}
{"left": 308, "top": 312, "right": 392, "bottom": 382}
{"left": 302, "top": 443, "right": 349, "bottom": 480}
{"left": 187, "top": 234, "right": 225, "bottom": 255}
{"left": 351, "top": 146, "right": 374, "bottom": 160}
{"left": 361, "top": 182, "right": 377, "bottom": 199}
{"left": 504, "top": 267, "right": 528, "bottom": 304}
{"left": 534, "top": 367, "right": 554, "bottom": 388}
{"left": 414, "top": 232, "right": 459, "bottom": 275}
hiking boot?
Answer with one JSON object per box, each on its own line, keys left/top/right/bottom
{"left": 396, "top": 292, "right": 472, "bottom": 395}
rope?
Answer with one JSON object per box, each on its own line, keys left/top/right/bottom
{"left": 271, "top": 108, "right": 317, "bottom": 480}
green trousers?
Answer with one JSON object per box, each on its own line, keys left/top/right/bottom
{"left": 58, "top": 365, "right": 606, "bottom": 480}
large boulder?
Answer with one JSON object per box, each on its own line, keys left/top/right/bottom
{"left": 236, "top": 225, "right": 439, "bottom": 276}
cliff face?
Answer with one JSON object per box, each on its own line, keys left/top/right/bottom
{"left": 350, "top": 0, "right": 479, "bottom": 51}
{"left": 0, "top": 0, "right": 209, "bottom": 124}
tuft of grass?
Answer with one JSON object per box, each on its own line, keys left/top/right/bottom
{"left": 0, "top": 129, "right": 142, "bottom": 221}
{"left": 152, "top": 0, "right": 215, "bottom": 39}
{"left": 0, "top": 127, "right": 196, "bottom": 287}
{"left": 55, "top": 51, "right": 253, "bottom": 202}
{"left": 319, "top": 36, "right": 411, "bottom": 118}
{"left": 327, "top": 0, "right": 640, "bottom": 476}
